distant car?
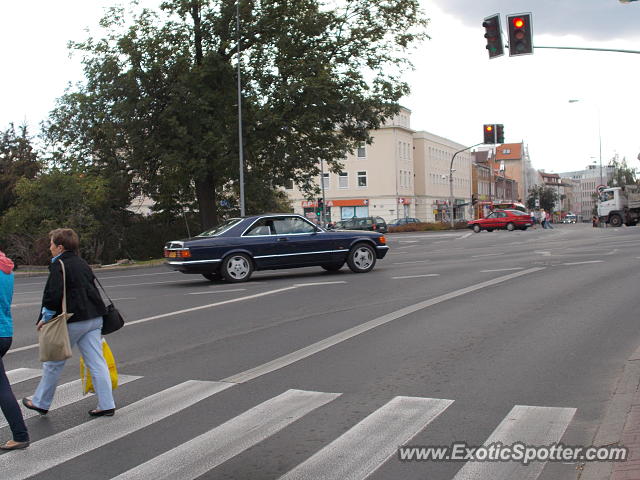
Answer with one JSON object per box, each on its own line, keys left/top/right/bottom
{"left": 467, "top": 209, "right": 533, "bottom": 233}
{"left": 164, "top": 214, "right": 389, "bottom": 282}
{"left": 388, "top": 217, "right": 422, "bottom": 227}
{"left": 562, "top": 214, "right": 577, "bottom": 224}
{"left": 333, "top": 216, "right": 388, "bottom": 233}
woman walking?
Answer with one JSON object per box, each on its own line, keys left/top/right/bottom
{"left": 0, "top": 249, "right": 30, "bottom": 450}
{"left": 23, "top": 229, "right": 115, "bottom": 417}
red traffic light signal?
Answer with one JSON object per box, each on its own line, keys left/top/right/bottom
{"left": 483, "top": 124, "right": 496, "bottom": 144}
{"left": 507, "top": 13, "right": 533, "bottom": 56}
{"left": 482, "top": 14, "right": 504, "bottom": 59}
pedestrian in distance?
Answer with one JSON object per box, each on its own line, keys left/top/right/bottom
{"left": 0, "top": 249, "right": 30, "bottom": 450}
{"left": 23, "top": 228, "right": 116, "bottom": 418}
{"left": 546, "top": 210, "right": 554, "bottom": 229}
{"left": 592, "top": 215, "right": 599, "bottom": 228}
{"left": 529, "top": 211, "right": 536, "bottom": 229}
{"left": 540, "top": 209, "right": 547, "bottom": 229}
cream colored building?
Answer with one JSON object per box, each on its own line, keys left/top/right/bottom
{"left": 413, "top": 131, "right": 472, "bottom": 222}
{"left": 285, "top": 107, "right": 473, "bottom": 223}
{"left": 285, "top": 108, "right": 418, "bottom": 223}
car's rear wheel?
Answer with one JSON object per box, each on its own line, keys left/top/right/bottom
{"left": 221, "top": 253, "right": 253, "bottom": 282}
{"left": 347, "top": 243, "right": 376, "bottom": 273}
{"left": 321, "top": 263, "right": 344, "bottom": 272}
{"left": 506, "top": 222, "right": 515, "bottom": 231}
{"left": 472, "top": 224, "right": 481, "bottom": 233}
{"left": 202, "top": 273, "right": 219, "bottom": 282}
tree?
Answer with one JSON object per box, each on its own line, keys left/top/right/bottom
{"left": 526, "top": 185, "right": 558, "bottom": 213}
{"left": 0, "top": 123, "right": 41, "bottom": 217}
{"left": 44, "top": 0, "right": 429, "bottom": 230}
{"left": 0, "top": 171, "right": 115, "bottom": 264}
{"left": 607, "top": 154, "right": 638, "bottom": 187}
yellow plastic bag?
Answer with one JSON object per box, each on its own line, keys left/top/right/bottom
{"left": 80, "top": 339, "right": 118, "bottom": 395}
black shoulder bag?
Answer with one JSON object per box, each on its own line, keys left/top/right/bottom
{"left": 94, "top": 276, "right": 125, "bottom": 335}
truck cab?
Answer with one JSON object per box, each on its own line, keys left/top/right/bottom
{"left": 598, "top": 186, "right": 640, "bottom": 227}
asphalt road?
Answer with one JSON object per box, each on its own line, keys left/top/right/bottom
{"left": 3, "top": 223, "right": 640, "bottom": 480}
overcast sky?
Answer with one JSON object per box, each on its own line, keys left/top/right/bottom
{"left": 1, "top": 0, "right": 639, "bottom": 175}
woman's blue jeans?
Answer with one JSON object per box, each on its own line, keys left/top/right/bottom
{"left": 0, "top": 337, "right": 29, "bottom": 442}
{"left": 32, "top": 317, "right": 115, "bottom": 411}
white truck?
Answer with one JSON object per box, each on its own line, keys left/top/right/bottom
{"left": 597, "top": 185, "right": 640, "bottom": 227}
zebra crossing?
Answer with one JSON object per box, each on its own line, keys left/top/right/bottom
{"left": 2, "top": 368, "right": 577, "bottom": 480}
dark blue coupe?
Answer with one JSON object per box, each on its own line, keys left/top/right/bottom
{"left": 164, "top": 214, "right": 389, "bottom": 282}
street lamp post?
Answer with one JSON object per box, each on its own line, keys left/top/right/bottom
{"left": 449, "top": 143, "right": 482, "bottom": 229}
{"left": 236, "top": 1, "right": 245, "bottom": 216}
{"left": 569, "top": 99, "right": 603, "bottom": 186}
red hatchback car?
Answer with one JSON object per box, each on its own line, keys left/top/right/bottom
{"left": 467, "top": 209, "right": 533, "bottom": 233}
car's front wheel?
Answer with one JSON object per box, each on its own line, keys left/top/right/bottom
{"left": 221, "top": 253, "right": 253, "bottom": 282}
{"left": 472, "top": 224, "right": 481, "bottom": 233}
{"left": 347, "top": 243, "right": 376, "bottom": 273}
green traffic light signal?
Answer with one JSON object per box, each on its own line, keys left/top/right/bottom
{"left": 482, "top": 14, "right": 504, "bottom": 59}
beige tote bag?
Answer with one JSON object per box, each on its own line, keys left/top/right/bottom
{"left": 38, "top": 260, "right": 74, "bottom": 362}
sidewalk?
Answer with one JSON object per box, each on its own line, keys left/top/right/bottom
{"left": 581, "top": 345, "right": 640, "bottom": 480}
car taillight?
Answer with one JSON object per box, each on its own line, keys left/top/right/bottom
{"left": 164, "top": 249, "right": 191, "bottom": 258}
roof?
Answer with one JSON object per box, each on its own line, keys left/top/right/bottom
{"left": 495, "top": 143, "right": 522, "bottom": 160}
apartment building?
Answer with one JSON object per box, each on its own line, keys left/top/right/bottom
{"left": 557, "top": 164, "right": 614, "bottom": 220}
{"left": 285, "top": 108, "right": 416, "bottom": 223}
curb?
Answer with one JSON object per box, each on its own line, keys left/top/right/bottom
{"left": 13, "top": 260, "right": 166, "bottom": 278}
{"left": 579, "top": 344, "right": 640, "bottom": 480}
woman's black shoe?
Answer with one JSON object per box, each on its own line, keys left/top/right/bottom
{"left": 89, "top": 408, "right": 115, "bottom": 417}
{"left": 22, "top": 398, "right": 48, "bottom": 415}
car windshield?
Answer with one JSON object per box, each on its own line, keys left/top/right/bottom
{"left": 196, "top": 218, "right": 243, "bottom": 237}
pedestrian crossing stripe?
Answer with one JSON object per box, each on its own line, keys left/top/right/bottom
{"left": 0, "top": 375, "right": 142, "bottom": 429}
{"left": 0, "top": 380, "right": 232, "bottom": 480}
{"left": 6, "top": 368, "right": 41, "bottom": 385}
{"left": 111, "top": 389, "right": 341, "bottom": 480}
{"left": 1, "top": 368, "right": 578, "bottom": 480}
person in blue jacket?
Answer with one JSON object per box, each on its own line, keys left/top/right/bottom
{"left": 0, "top": 249, "right": 29, "bottom": 450}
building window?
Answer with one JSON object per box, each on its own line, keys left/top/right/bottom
{"left": 357, "top": 143, "right": 366, "bottom": 158}
{"left": 321, "top": 173, "right": 330, "bottom": 189}
{"left": 357, "top": 171, "right": 367, "bottom": 187}
{"left": 339, "top": 172, "right": 348, "bottom": 189}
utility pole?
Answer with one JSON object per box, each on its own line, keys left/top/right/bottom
{"left": 236, "top": 1, "right": 245, "bottom": 216}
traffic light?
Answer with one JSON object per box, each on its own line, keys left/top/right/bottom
{"left": 316, "top": 197, "right": 324, "bottom": 216}
{"left": 483, "top": 124, "right": 496, "bottom": 144}
{"left": 507, "top": 13, "right": 533, "bottom": 56}
{"left": 482, "top": 14, "right": 504, "bottom": 59}
{"left": 495, "top": 124, "right": 504, "bottom": 143}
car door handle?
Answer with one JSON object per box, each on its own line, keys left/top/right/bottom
{"left": 277, "top": 237, "right": 288, "bottom": 242}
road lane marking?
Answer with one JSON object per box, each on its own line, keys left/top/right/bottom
{"left": 471, "top": 253, "right": 502, "bottom": 258}
{"left": 187, "top": 289, "right": 247, "bottom": 295}
{"left": 392, "top": 274, "right": 440, "bottom": 279}
{"left": 15, "top": 271, "right": 180, "bottom": 287}
{"left": 480, "top": 268, "right": 524, "bottom": 273}
{"left": 0, "top": 375, "right": 141, "bottom": 429}
{"left": 561, "top": 260, "right": 604, "bottom": 265}
{"left": 458, "top": 232, "right": 473, "bottom": 239}
{"left": 279, "top": 396, "right": 453, "bottom": 480}
{"left": 7, "top": 283, "right": 348, "bottom": 355}
{"left": 112, "top": 389, "right": 341, "bottom": 480}
{"left": 0, "top": 381, "right": 232, "bottom": 480}
{"left": 223, "top": 267, "right": 545, "bottom": 384}
{"left": 7, "top": 368, "right": 41, "bottom": 385}
{"left": 534, "top": 251, "right": 552, "bottom": 257}
{"left": 452, "top": 405, "right": 575, "bottom": 480}
{"left": 10, "top": 301, "right": 41, "bottom": 308}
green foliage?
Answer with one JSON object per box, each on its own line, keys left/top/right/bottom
{"left": 0, "top": 171, "right": 114, "bottom": 264}
{"left": 0, "top": 123, "right": 41, "bottom": 217}
{"left": 607, "top": 154, "right": 638, "bottom": 187}
{"left": 43, "top": 0, "right": 429, "bottom": 230}
{"left": 526, "top": 185, "right": 558, "bottom": 213}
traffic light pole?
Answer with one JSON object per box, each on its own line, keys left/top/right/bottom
{"left": 450, "top": 143, "right": 483, "bottom": 229}
{"left": 319, "top": 158, "right": 327, "bottom": 225}
{"left": 534, "top": 45, "right": 640, "bottom": 55}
